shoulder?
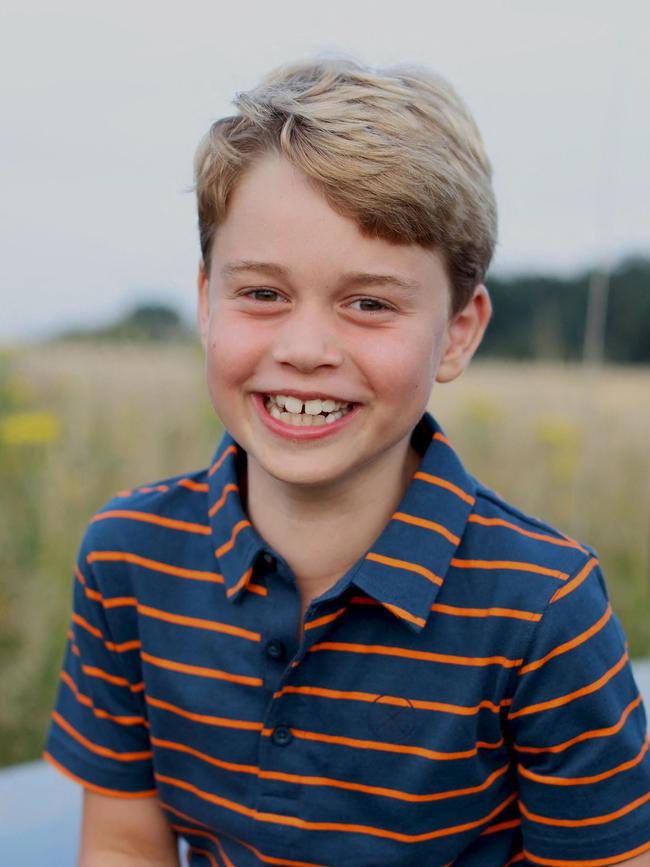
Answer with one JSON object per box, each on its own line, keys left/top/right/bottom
{"left": 77, "top": 465, "right": 212, "bottom": 587}
{"left": 456, "top": 479, "right": 598, "bottom": 612}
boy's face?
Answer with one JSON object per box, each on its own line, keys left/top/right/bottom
{"left": 198, "top": 154, "right": 489, "bottom": 490}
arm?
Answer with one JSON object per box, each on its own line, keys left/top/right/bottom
{"left": 79, "top": 791, "right": 180, "bottom": 867}
{"left": 621, "top": 853, "right": 650, "bottom": 866}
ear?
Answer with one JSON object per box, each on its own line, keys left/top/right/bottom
{"left": 436, "top": 284, "right": 492, "bottom": 383}
{"left": 197, "top": 260, "right": 210, "bottom": 349}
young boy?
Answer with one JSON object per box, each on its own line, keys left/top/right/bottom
{"left": 46, "top": 59, "right": 650, "bottom": 866}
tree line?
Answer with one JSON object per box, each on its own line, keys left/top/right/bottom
{"left": 481, "top": 256, "right": 649, "bottom": 364}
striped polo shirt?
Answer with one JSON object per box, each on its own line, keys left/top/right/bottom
{"left": 45, "top": 412, "right": 650, "bottom": 866}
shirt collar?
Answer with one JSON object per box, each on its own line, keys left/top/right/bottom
{"left": 207, "top": 413, "right": 476, "bottom": 629}
{"left": 349, "top": 413, "right": 476, "bottom": 632}
{"left": 207, "top": 436, "right": 267, "bottom": 601}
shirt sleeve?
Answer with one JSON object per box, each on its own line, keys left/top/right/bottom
{"left": 44, "top": 522, "right": 156, "bottom": 797}
{"left": 506, "top": 553, "right": 650, "bottom": 865}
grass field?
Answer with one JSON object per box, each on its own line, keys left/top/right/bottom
{"left": 1, "top": 342, "right": 649, "bottom": 768}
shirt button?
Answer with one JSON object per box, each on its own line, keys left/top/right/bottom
{"left": 265, "top": 639, "right": 286, "bottom": 660}
{"left": 262, "top": 552, "right": 274, "bottom": 565}
{"left": 272, "top": 724, "right": 293, "bottom": 746}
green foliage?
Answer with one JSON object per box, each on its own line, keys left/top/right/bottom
{"left": 482, "top": 257, "right": 650, "bottom": 363}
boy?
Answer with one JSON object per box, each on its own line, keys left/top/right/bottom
{"left": 46, "top": 59, "right": 650, "bottom": 866}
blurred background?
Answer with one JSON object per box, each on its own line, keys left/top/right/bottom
{"left": 1, "top": 0, "right": 649, "bottom": 810}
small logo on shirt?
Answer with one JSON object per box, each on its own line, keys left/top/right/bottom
{"left": 367, "top": 694, "right": 416, "bottom": 740}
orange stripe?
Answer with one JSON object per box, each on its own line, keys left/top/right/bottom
{"left": 519, "top": 788, "right": 650, "bottom": 828}
{"left": 60, "top": 671, "right": 147, "bottom": 726}
{"left": 519, "top": 604, "right": 612, "bottom": 675}
{"left": 550, "top": 557, "right": 598, "bottom": 603}
{"left": 103, "top": 596, "right": 138, "bottom": 609}
{"left": 350, "top": 594, "right": 380, "bottom": 606}
{"left": 304, "top": 606, "right": 346, "bottom": 631}
{"left": 509, "top": 649, "right": 629, "bottom": 719}
{"left": 76, "top": 566, "right": 137, "bottom": 609}
{"left": 137, "top": 484, "right": 168, "bottom": 493}
{"left": 208, "top": 483, "right": 239, "bottom": 518}
{"left": 146, "top": 695, "right": 263, "bottom": 731}
{"left": 246, "top": 581, "right": 268, "bottom": 596}
{"left": 433, "top": 432, "right": 450, "bottom": 446}
{"left": 365, "top": 551, "right": 443, "bottom": 586}
{"left": 81, "top": 664, "right": 144, "bottom": 692}
{"left": 383, "top": 602, "right": 427, "bottom": 628}
{"left": 43, "top": 752, "right": 157, "bottom": 799}
{"left": 392, "top": 511, "right": 460, "bottom": 545}
{"left": 515, "top": 694, "right": 643, "bottom": 755}
{"left": 451, "top": 558, "right": 569, "bottom": 580}
{"left": 226, "top": 567, "right": 253, "bottom": 598}
{"left": 467, "top": 514, "right": 586, "bottom": 552}
{"left": 272, "top": 683, "right": 510, "bottom": 716}
{"left": 52, "top": 711, "right": 152, "bottom": 761}
{"left": 258, "top": 762, "right": 509, "bottom": 804}
{"left": 136, "top": 603, "right": 260, "bottom": 642}
{"left": 523, "top": 839, "right": 650, "bottom": 866}
{"left": 264, "top": 725, "right": 504, "bottom": 762}
{"left": 504, "top": 855, "right": 525, "bottom": 866}
{"left": 72, "top": 612, "right": 103, "bottom": 640}
{"left": 215, "top": 519, "right": 251, "bottom": 558}
{"left": 141, "top": 651, "right": 262, "bottom": 687}
{"left": 310, "top": 640, "right": 522, "bottom": 669}
{"left": 208, "top": 445, "right": 237, "bottom": 477}
{"left": 151, "top": 736, "right": 258, "bottom": 776}
{"left": 518, "top": 734, "right": 649, "bottom": 786}
{"left": 87, "top": 550, "right": 223, "bottom": 583}
{"left": 177, "top": 478, "right": 209, "bottom": 492}
{"left": 106, "top": 639, "right": 141, "bottom": 653}
{"left": 431, "top": 602, "right": 542, "bottom": 622}
{"left": 480, "top": 818, "right": 521, "bottom": 836}
{"left": 188, "top": 847, "right": 219, "bottom": 867}
{"left": 414, "top": 471, "right": 475, "bottom": 504}
{"left": 91, "top": 510, "right": 211, "bottom": 535}
{"left": 158, "top": 770, "right": 517, "bottom": 842}
{"left": 71, "top": 612, "right": 140, "bottom": 654}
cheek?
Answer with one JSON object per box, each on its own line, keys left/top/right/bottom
{"left": 357, "top": 326, "right": 441, "bottom": 399}
{"left": 205, "top": 312, "right": 266, "bottom": 391}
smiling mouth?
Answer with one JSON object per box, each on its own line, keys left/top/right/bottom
{"left": 263, "top": 393, "right": 354, "bottom": 427}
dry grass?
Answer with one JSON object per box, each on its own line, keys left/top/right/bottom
{"left": 1, "top": 343, "right": 648, "bottom": 767}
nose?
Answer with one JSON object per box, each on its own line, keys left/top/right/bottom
{"left": 270, "top": 303, "right": 344, "bottom": 373}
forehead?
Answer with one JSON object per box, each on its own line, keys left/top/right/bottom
{"left": 211, "top": 154, "right": 450, "bottom": 294}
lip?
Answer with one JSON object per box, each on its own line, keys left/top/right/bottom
{"left": 251, "top": 392, "right": 361, "bottom": 441}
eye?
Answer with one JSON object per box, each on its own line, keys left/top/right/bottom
{"left": 349, "top": 297, "right": 393, "bottom": 313}
{"left": 242, "top": 288, "right": 286, "bottom": 303}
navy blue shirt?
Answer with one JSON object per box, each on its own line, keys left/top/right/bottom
{"left": 46, "top": 413, "right": 650, "bottom": 866}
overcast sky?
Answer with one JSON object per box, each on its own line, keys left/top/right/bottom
{"left": 1, "top": 0, "right": 649, "bottom": 340}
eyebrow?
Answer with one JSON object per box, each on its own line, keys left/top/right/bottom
{"left": 220, "top": 260, "right": 419, "bottom": 293}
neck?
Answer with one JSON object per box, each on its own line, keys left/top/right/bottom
{"left": 245, "top": 436, "right": 421, "bottom": 609}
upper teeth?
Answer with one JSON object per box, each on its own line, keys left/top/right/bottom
{"left": 268, "top": 394, "right": 348, "bottom": 414}
{"left": 264, "top": 393, "right": 353, "bottom": 427}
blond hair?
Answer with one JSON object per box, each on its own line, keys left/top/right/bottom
{"left": 194, "top": 58, "right": 497, "bottom": 313}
